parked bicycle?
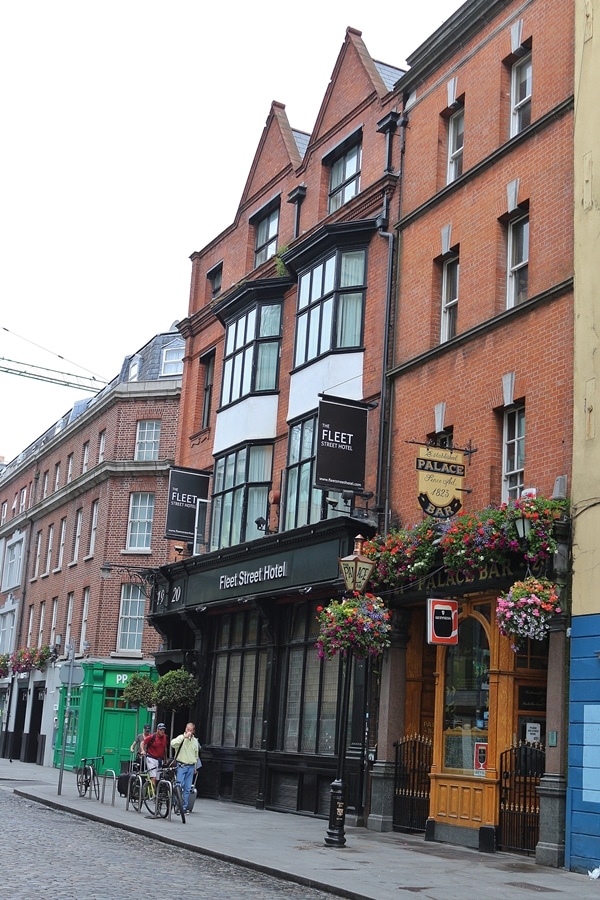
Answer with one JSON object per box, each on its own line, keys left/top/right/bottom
{"left": 129, "top": 765, "right": 185, "bottom": 821}
{"left": 76, "top": 755, "right": 104, "bottom": 799}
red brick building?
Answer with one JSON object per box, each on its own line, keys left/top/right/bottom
{"left": 0, "top": 327, "right": 183, "bottom": 770}
{"left": 150, "top": 0, "right": 573, "bottom": 863}
{"left": 375, "top": 0, "right": 573, "bottom": 862}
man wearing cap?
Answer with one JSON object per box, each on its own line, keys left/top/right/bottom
{"left": 130, "top": 723, "right": 151, "bottom": 760}
{"left": 170, "top": 722, "right": 200, "bottom": 813}
{"left": 143, "top": 723, "right": 168, "bottom": 786}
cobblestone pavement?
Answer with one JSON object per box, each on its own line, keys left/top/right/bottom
{"left": 2, "top": 791, "right": 331, "bottom": 899}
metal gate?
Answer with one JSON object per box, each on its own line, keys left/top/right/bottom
{"left": 498, "top": 742, "right": 545, "bottom": 854}
{"left": 393, "top": 734, "right": 432, "bottom": 832}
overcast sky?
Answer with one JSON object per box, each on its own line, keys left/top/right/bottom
{"left": 0, "top": 0, "right": 464, "bottom": 464}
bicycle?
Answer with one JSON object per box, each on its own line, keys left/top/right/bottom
{"left": 158, "top": 762, "right": 186, "bottom": 823}
{"left": 76, "top": 755, "right": 103, "bottom": 799}
{"left": 128, "top": 767, "right": 172, "bottom": 818}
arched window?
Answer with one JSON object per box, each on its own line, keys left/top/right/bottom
{"left": 443, "top": 615, "right": 490, "bottom": 774}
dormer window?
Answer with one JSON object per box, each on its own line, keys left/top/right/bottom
{"left": 128, "top": 356, "right": 140, "bottom": 382}
{"left": 161, "top": 341, "right": 184, "bottom": 376}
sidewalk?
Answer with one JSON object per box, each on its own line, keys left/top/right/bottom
{"left": 1, "top": 758, "right": 598, "bottom": 899}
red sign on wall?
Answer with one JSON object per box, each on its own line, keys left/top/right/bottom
{"left": 474, "top": 742, "right": 488, "bottom": 776}
{"left": 427, "top": 598, "right": 459, "bottom": 645}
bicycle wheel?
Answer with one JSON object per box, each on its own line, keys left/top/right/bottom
{"left": 142, "top": 780, "right": 156, "bottom": 815}
{"left": 156, "top": 781, "right": 170, "bottom": 819}
{"left": 173, "top": 783, "right": 186, "bottom": 824}
{"left": 76, "top": 766, "right": 88, "bottom": 797}
{"left": 91, "top": 770, "right": 100, "bottom": 801}
{"left": 129, "top": 777, "right": 141, "bottom": 811}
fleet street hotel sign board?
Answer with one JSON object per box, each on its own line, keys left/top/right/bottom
{"left": 165, "top": 466, "right": 210, "bottom": 542}
{"left": 315, "top": 396, "right": 368, "bottom": 493}
{"left": 416, "top": 446, "right": 465, "bottom": 519}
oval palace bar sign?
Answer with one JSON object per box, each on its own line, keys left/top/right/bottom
{"left": 416, "top": 446, "right": 465, "bottom": 519}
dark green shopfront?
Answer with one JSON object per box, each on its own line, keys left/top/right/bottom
{"left": 148, "top": 518, "right": 376, "bottom": 819}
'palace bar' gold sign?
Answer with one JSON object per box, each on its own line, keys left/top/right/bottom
{"left": 416, "top": 445, "right": 465, "bottom": 518}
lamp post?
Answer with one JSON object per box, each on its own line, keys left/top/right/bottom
{"left": 325, "top": 535, "right": 375, "bottom": 848}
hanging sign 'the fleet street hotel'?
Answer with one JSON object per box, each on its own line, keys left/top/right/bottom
{"left": 416, "top": 445, "right": 465, "bottom": 519}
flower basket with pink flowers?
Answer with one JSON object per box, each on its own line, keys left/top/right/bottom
{"left": 496, "top": 576, "right": 561, "bottom": 651}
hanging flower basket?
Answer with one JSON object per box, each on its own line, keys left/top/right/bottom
{"left": 9, "top": 645, "right": 52, "bottom": 674}
{"left": 363, "top": 519, "right": 437, "bottom": 590}
{"left": 0, "top": 653, "right": 9, "bottom": 679}
{"left": 496, "top": 576, "right": 561, "bottom": 650}
{"left": 438, "top": 506, "right": 511, "bottom": 577}
{"left": 315, "top": 593, "right": 391, "bottom": 660}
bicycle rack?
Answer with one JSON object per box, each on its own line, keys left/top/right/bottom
{"left": 101, "top": 769, "right": 117, "bottom": 806}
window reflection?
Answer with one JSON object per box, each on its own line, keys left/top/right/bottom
{"left": 443, "top": 617, "right": 489, "bottom": 773}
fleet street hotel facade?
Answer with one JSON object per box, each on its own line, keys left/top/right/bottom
{"left": 148, "top": 27, "right": 402, "bottom": 820}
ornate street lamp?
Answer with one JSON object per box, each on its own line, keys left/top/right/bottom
{"left": 325, "top": 535, "right": 375, "bottom": 848}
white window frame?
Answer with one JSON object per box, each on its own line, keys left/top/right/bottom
{"left": 126, "top": 492, "right": 155, "bottom": 551}
{"left": 447, "top": 107, "right": 464, "bottom": 183}
{"left": 441, "top": 257, "right": 459, "bottom": 343}
{"left": 160, "top": 340, "right": 184, "bottom": 377}
{"left": 98, "top": 430, "right": 106, "bottom": 463}
{"left": 33, "top": 530, "right": 43, "bottom": 578}
{"left": 2, "top": 534, "right": 24, "bottom": 591}
{"left": 117, "top": 583, "right": 146, "bottom": 652}
{"left": 65, "top": 592, "right": 74, "bottom": 650}
{"left": 0, "top": 608, "right": 15, "bottom": 654}
{"left": 72, "top": 509, "right": 83, "bottom": 563}
{"left": 19, "top": 487, "right": 27, "bottom": 514}
{"left": 50, "top": 598, "right": 58, "bottom": 647}
{"left": 82, "top": 442, "right": 89, "bottom": 474}
{"left": 88, "top": 500, "right": 99, "bottom": 557}
{"left": 135, "top": 420, "right": 161, "bottom": 461}
{"left": 26, "top": 605, "right": 34, "bottom": 647}
{"left": 510, "top": 54, "right": 532, "bottom": 137}
{"left": 128, "top": 356, "right": 140, "bottom": 382}
{"left": 79, "top": 587, "right": 90, "bottom": 654}
{"left": 44, "top": 524, "right": 54, "bottom": 575}
{"left": 54, "top": 463, "right": 61, "bottom": 492}
{"left": 38, "top": 600, "right": 46, "bottom": 647}
{"left": 42, "top": 472, "right": 49, "bottom": 499}
{"left": 503, "top": 405, "right": 525, "bottom": 501}
{"left": 0, "top": 501, "right": 6, "bottom": 525}
{"left": 507, "top": 214, "right": 529, "bottom": 308}
{"left": 56, "top": 517, "right": 67, "bottom": 570}
{"left": 67, "top": 454, "right": 74, "bottom": 483}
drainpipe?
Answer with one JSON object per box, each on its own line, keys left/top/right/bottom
{"left": 376, "top": 114, "right": 408, "bottom": 533}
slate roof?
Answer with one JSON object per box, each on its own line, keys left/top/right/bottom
{"left": 374, "top": 60, "right": 405, "bottom": 92}
{"left": 0, "top": 324, "right": 183, "bottom": 477}
{"left": 292, "top": 129, "right": 310, "bottom": 159}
